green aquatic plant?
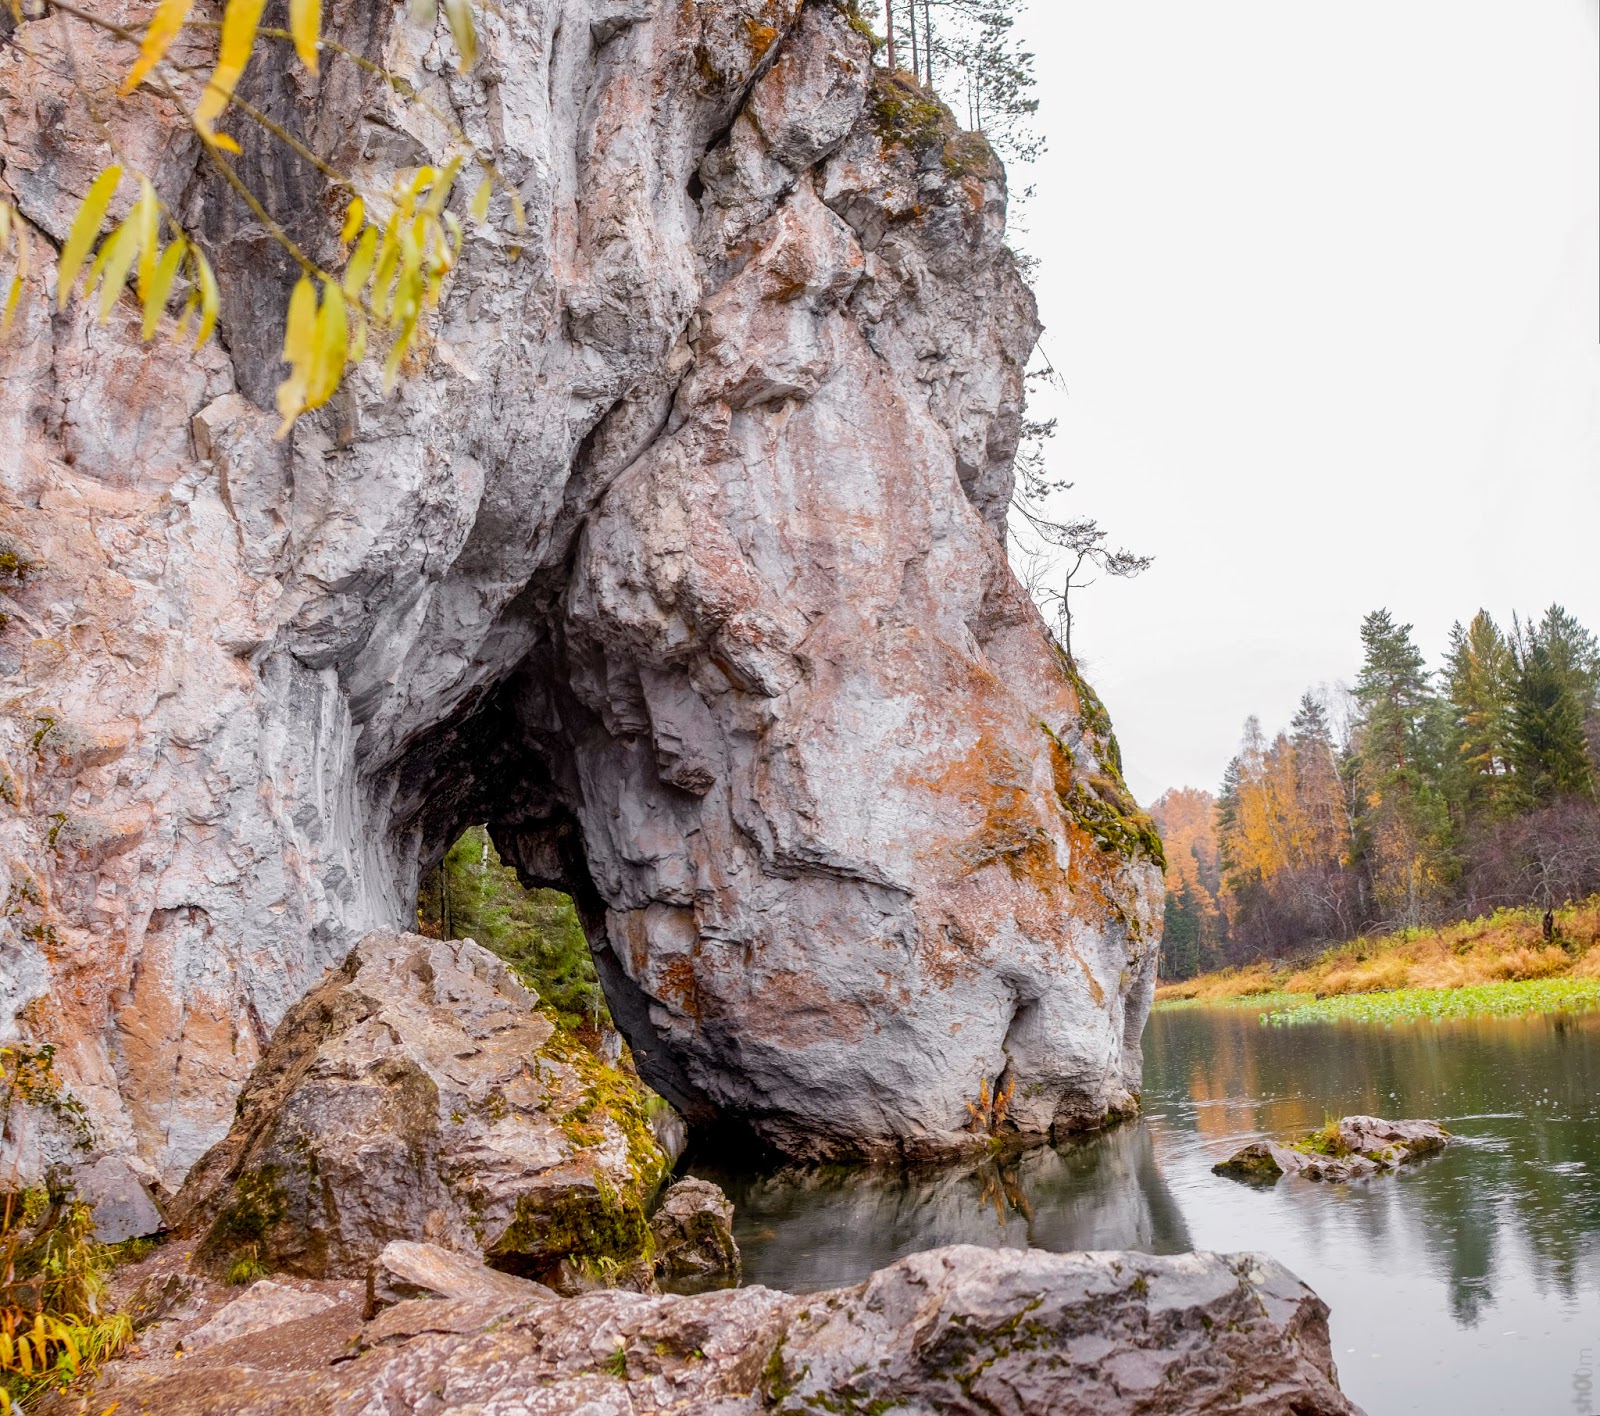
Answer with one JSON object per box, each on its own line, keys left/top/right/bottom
{"left": 1259, "top": 977, "right": 1600, "bottom": 1027}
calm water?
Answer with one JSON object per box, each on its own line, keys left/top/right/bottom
{"left": 691, "top": 1005, "right": 1600, "bottom": 1416}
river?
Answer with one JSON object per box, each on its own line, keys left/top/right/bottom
{"left": 690, "top": 1003, "right": 1600, "bottom": 1415}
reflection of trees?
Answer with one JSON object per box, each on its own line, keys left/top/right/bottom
{"left": 693, "top": 1123, "right": 1192, "bottom": 1294}
{"left": 1146, "top": 1007, "right": 1600, "bottom": 1324}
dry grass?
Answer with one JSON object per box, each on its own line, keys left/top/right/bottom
{"left": 1155, "top": 898, "right": 1600, "bottom": 1004}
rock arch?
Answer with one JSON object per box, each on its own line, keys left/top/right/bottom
{"left": 0, "top": 0, "right": 1160, "bottom": 1188}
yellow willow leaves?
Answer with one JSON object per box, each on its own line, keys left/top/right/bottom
{"left": 273, "top": 163, "right": 462, "bottom": 434}
{"left": 193, "top": 0, "right": 267, "bottom": 151}
{"left": 0, "top": 201, "right": 29, "bottom": 334}
{"left": 289, "top": 0, "right": 322, "bottom": 72}
{"left": 57, "top": 165, "right": 122, "bottom": 308}
{"left": 442, "top": 0, "right": 477, "bottom": 70}
{"left": 52, "top": 166, "right": 219, "bottom": 347}
{"left": 120, "top": 0, "right": 195, "bottom": 95}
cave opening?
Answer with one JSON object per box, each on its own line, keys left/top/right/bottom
{"left": 415, "top": 823, "right": 612, "bottom": 1045}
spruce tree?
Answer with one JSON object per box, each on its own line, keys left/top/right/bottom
{"left": 1352, "top": 610, "right": 1448, "bottom": 925}
{"left": 1443, "top": 611, "right": 1517, "bottom": 816}
{"left": 1509, "top": 608, "right": 1597, "bottom": 804}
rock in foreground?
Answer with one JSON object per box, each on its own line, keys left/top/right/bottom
{"left": 1216, "top": 1116, "right": 1450, "bottom": 1183}
{"left": 60, "top": 1245, "right": 1363, "bottom": 1415}
{"left": 166, "top": 932, "right": 670, "bottom": 1285}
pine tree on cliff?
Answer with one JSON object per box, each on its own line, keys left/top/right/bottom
{"left": 884, "top": 0, "right": 1042, "bottom": 162}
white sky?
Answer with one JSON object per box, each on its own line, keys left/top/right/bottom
{"left": 1006, "top": 0, "right": 1600, "bottom": 804}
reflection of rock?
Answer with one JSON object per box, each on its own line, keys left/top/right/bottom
{"left": 1215, "top": 1117, "right": 1450, "bottom": 1184}
{"left": 73, "top": 1244, "right": 1362, "bottom": 1415}
{"left": 701, "top": 1122, "right": 1192, "bottom": 1293}
{"left": 650, "top": 1178, "right": 740, "bottom": 1286}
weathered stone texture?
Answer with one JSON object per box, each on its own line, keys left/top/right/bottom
{"left": 51, "top": 1244, "right": 1363, "bottom": 1415}
{"left": 0, "top": 0, "right": 1162, "bottom": 1185}
{"left": 165, "top": 932, "right": 667, "bottom": 1284}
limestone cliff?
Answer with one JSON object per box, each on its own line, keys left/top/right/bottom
{"left": 0, "top": 0, "right": 1162, "bottom": 1187}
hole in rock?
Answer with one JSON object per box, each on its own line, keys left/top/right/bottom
{"left": 415, "top": 824, "right": 611, "bottom": 1044}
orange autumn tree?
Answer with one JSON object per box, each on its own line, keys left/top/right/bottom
{"left": 1149, "top": 787, "right": 1227, "bottom": 979}
{"left": 1215, "top": 696, "right": 1359, "bottom": 958}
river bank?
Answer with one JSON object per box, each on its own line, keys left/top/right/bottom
{"left": 1155, "top": 900, "right": 1600, "bottom": 1022}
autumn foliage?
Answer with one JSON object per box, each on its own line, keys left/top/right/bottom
{"left": 1155, "top": 604, "right": 1600, "bottom": 980}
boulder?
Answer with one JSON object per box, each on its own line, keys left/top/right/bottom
{"left": 123, "top": 1270, "right": 206, "bottom": 1331}
{"left": 165, "top": 933, "right": 670, "bottom": 1286}
{"left": 1215, "top": 1116, "right": 1450, "bottom": 1183}
{"left": 61, "top": 1245, "right": 1364, "bottom": 1415}
{"left": 366, "top": 1241, "right": 556, "bottom": 1318}
{"left": 182, "top": 1281, "right": 337, "bottom": 1353}
{"left": 650, "top": 1177, "right": 741, "bottom": 1285}
{"left": 69, "top": 1155, "right": 165, "bottom": 1244}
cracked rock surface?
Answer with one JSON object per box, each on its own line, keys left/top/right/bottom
{"left": 0, "top": 0, "right": 1162, "bottom": 1184}
{"left": 50, "top": 1244, "right": 1364, "bottom": 1416}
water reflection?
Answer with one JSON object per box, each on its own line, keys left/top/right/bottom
{"left": 695, "top": 1123, "right": 1191, "bottom": 1294}
{"left": 693, "top": 1005, "right": 1600, "bottom": 1416}
{"left": 1145, "top": 1005, "right": 1600, "bottom": 1324}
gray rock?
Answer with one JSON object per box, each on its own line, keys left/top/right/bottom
{"left": 166, "top": 932, "right": 669, "bottom": 1283}
{"left": 123, "top": 1271, "right": 206, "bottom": 1331}
{"left": 70, "top": 1245, "right": 1363, "bottom": 1414}
{"left": 650, "top": 1177, "right": 740, "bottom": 1284}
{"left": 1216, "top": 1116, "right": 1451, "bottom": 1183}
{"left": 366, "top": 1240, "right": 556, "bottom": 1317}
{"left": 0, "top": 0, "right": 1161, "bottom": 1185}
{"left": 182, "top": 1281, "right": 337, "bottom": 1353}
{"left": 70, "top": 1155, "right": 165, "bottom": 1243}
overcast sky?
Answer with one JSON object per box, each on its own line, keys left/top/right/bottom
{"left": 1007, "top": 0, "right": 1600, "bottom": 804}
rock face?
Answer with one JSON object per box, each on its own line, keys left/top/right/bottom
{"left": 0, "top": 0, "right": 1163, "bottom": 1183}
{"left": 650, "top": 1176, "right": 741, "bottom": 1286}
{"left": 166, "top": 931, "right": 670, "bottom": 1285}
{"left": 60, "top": 1245, "right": 1363, "bottom": 1415}
{"left": 1215, "top": 1117, "right": 1450, "bottom": 1184}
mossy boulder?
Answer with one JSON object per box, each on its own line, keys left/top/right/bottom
{"left": 168, "top": 932, "right": 671, "bottom": 1287}
{"left": 1215, "top": 1116, "right": 1450, "bottom": 1184}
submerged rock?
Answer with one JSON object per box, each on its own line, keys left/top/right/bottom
{"left": 650, "top": 1177, "right": 741, "bottom": 1286}
{"left": 61, "top": 1244, "right": 1363, "bottom": 1415}
{"left": 166, "top": 932, "right": 670, "bottom": 1286}
{"left": 1216, "top": 1116, "right": 1450, "bottom": 1183}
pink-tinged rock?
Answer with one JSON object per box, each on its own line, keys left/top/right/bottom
{"left": 0, "top": 0, "right": 1160, "bottom": 1185}
{"left": 57, "top": 1245, "right": 1363, "bottom": 1416}
{"left": 166, "top": 932, "right": 668, "bottom": 1284}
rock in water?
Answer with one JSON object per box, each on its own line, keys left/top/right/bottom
{"left": 165, "top": 932, "right": 670, "bottom": 1284}
{"left": 650, "top": 1177, "right": 740, "bottom": 1285}
{"left": 0, "top": 0, "right": 1163, "bottom": 1180}
{"left": 1215, "top": 1116, "right": 1450, "bottom": 1183}
{"left": 62, "top": 1246, "right": 1364, "bottom": 1415}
